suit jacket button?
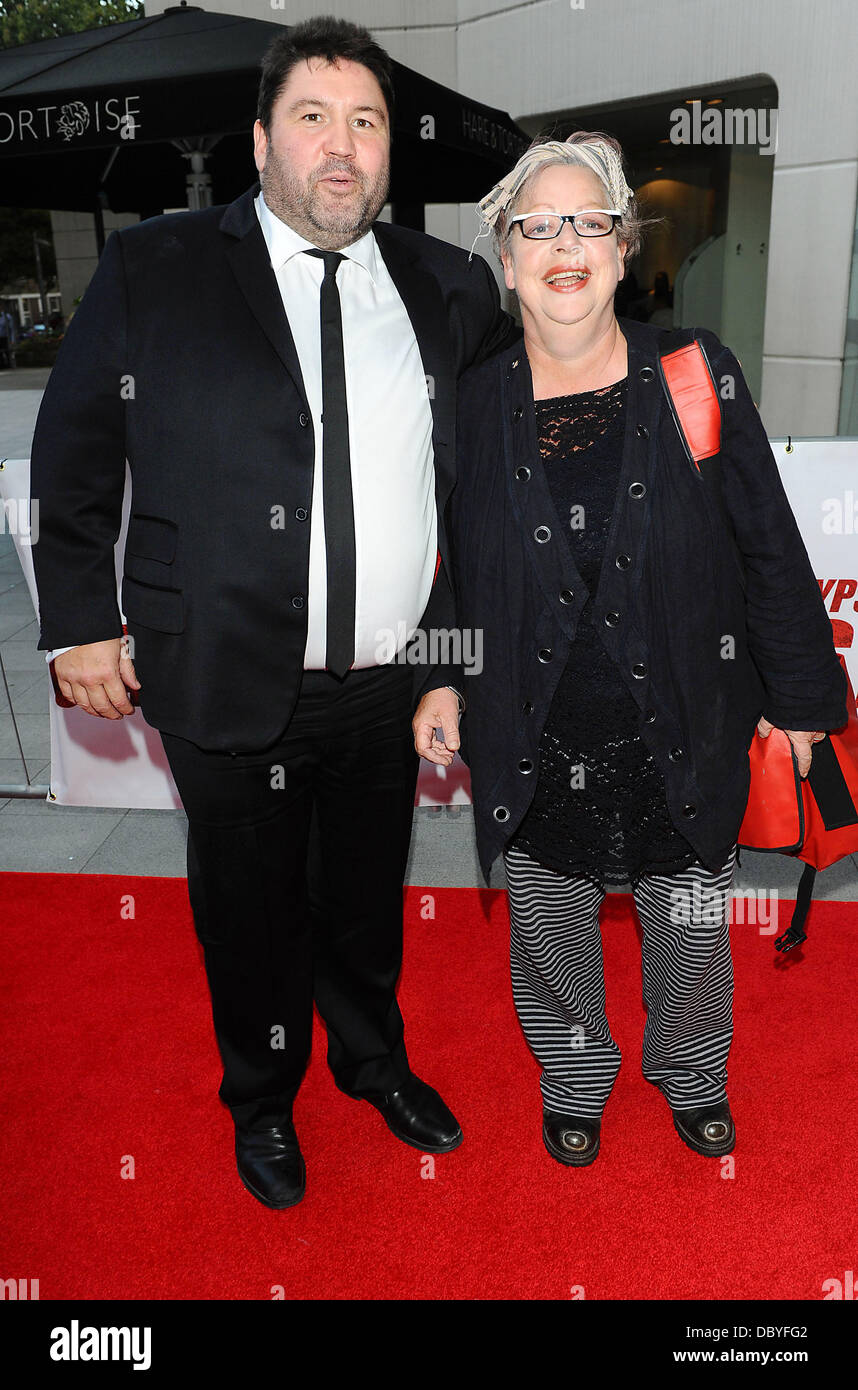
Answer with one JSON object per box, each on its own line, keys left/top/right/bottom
{"left": 537, "top": 648, "right": 553, "bottom": 662}
{"left": 518, "top": 758, "right": 534, "bottom": 773}
{"left": 559, "top": 589, "right": 574, "bottom": 604}
{"left": 291, "top": 595, "right": 304, "bottom": 609}
{"left": 639, "top": 365, "right": 655, "bottom": 382}
{"left": 295, "top": 507, "right": 308, "bottom": 521}
{"left": 632, "top": 662, "right": 647, "bottom": 678}
{"left": 493, "top": 805, "right": 510, "bottom": 822}
{"left": 605, "top": 611, "right": 620, "bottom": 627}
{"left": 669, "top": 746, "right": 684, "bottom": 761}
{"left": 298, "top": 412, "right": 310, "bottom": 427}
{"left": 629, "top": 482, "right": 646, "bottom": 499}
{"left": 682, "top": 804, "right": 697, "bottom": 818}
{"left": 515, "top": 465, "right": 531, "bottom": 481}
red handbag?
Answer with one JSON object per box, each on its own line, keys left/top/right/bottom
{"left": 660, "top": 331, "right": 858, "bottom": 952}
{"left": 737, "top": 654, "right": 858, "bottom": 949}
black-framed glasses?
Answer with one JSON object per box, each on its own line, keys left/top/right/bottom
{"left": 510, "top": 210, "right": 621, "bottom": 239}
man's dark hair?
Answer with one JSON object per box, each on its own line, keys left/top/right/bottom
{"left": 256, "top": 16, "right": 395, "bottom": 134}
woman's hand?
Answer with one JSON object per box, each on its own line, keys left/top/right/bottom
{"left": 413, "top": 688, "right": 461, "bottom": 765}
{"left": 756, "top": 717, "right": 825, "bottom": 779}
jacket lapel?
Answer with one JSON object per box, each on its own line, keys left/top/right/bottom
{"left": 372, "top": 221, "right": 456, "bottom": 456}
{"left": 220, "top": 183, "right": 310, "bottom": 408}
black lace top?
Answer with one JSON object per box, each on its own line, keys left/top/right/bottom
{"left": 507, "top": 375, "right": 700, "bottom": 887}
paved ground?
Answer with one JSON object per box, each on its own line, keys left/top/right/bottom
{"left": 2, "top": 370, "right": 856, "bottom": 897}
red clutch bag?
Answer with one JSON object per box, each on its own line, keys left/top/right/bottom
{"left": 738, "top": 654, "right": 858, "bottom": 951}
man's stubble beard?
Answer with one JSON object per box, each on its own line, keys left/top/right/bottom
{"left": 260, "top": 144, "right": 390, "bottom": 249}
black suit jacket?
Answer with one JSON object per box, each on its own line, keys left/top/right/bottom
{"left": 30, "top": 181, "right": 518, "bottom": 751}
{"left": 448, "top": 322, "right": 847, "bottom": 880}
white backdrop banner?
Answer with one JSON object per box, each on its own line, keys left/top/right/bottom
{"left": 2, "top": 439, "right": 856, "bottom": 808}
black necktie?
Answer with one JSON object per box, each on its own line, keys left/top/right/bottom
{"left": 304, "top": 248, "right": 355, "bottom": 678}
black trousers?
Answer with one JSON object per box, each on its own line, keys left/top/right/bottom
{"left": 160, "top": 663, "right": 419, "bottom": 1130}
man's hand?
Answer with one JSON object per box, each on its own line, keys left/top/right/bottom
{"left": 53, "top": 637, "right": 141, "bottom": 719}
{"left": 413, "top": 687, "right": 460, "bottom": 765}
{"left": 756, "top": 716, "right": 825, "bottom": 779}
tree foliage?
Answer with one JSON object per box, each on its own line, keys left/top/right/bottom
{"left": 0, "top": 1, "right": 144, "bottom": 50}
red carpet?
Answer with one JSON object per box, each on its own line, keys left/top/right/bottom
{"left": 1, "top": 871, "right": 856, "bottom": 1300}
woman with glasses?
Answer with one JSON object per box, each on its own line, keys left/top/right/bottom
{"left": 413, "top": 132, "right": 845, "bottom": 1166}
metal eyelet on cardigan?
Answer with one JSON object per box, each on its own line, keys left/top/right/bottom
{"left": 516, "top": 466, "right": 531, "bottom": 481}
{"left": 518, "top": 759, "right": 534, "bottom": 774}
{"left": 639, "top": 365, "right": 655, "bottom": 382}
{"left": 559, "top": 589, "right": 574, "bottom": 604}
{"left": 632, "top": 663, "right": 647, "bottom": 678}
{"left": 534, "top": 526, "right": 551, "bottom": 543}
{"left": 615, "top": 553, "right": 631, "bottom": 569}
{"left": 629, "top": 482, "right": 646, "bottom": 499}
{"left": 604, "top": 611, "right": 620, "bottom": 627}
{"left": 493, "top": 805, "right": 510, "bottom": 822}
{"left": 537, "top": 648, "right": 553, "bottom": 662}
{"left": 636, "top": 424, "right": 649, "bottom": 439}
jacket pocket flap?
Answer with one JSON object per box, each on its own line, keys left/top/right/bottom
{"left": 126, "top": 514, "right": 177, "bottom": 565}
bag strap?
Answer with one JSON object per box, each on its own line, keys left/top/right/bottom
{"left": 775, "top": 863, "right": 816, "bottom": 953}
{"left": 657, "top": 328, "right": 722, "bottom": 467}
{"left": 658, "top": 330, "right": 815, "bottom": 953}
{"left": 657, "top": 328, "right": 746, "bottom": 596}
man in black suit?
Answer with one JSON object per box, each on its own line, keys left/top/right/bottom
{"left": 30, "top": 16, "right": 516, "bottom": 1209}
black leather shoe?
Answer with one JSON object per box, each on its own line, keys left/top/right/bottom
{"left": 671, "top": 1099, "right": 735, "bottom": 1156}
{"left": 359, "top": 1073, "right": 463, "bottom": 1153}
{"left": 235, "top": 1120, "right": 306, "bottom": 1209}
{"left": 543, "top": 1112, "right": 601, "bottom": 1166}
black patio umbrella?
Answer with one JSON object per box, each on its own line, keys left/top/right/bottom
{"left": 0, "top": 2, "right": 529, "bottom": 239}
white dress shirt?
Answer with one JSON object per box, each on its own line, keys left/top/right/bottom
{"left": 48, "top": 190, "right": 438, "bottom": 673}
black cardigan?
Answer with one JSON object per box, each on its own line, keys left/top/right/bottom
{"left": 448, "top": 317, "right": 847, "bottom": 883}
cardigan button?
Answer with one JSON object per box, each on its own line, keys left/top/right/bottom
{"left": 298, "top": 412, "right": 310, "bottom": 428}
{"left": 629, "top": 482, "right": 646, "bottom": 499}
{"left": 632, "top": 662, "right": 647, "bottom": 679}
{"left": 604, "top": 611, "right": 620, "bottom": 627}
{"left": 639, "top": 365, "right": 655, "bottom": 382}
{"left": 522, "top": 700, "right": 534, "bottom": 714}
{"left": 291, "top": 595, "right": 305, "bottom": 609}
{"left": 643, "top": 708, "right": 657, "bottom": 723}
{"left": 518, "top": 759, "right": 534, "bottom": 774}
{"left": 537, "top": 648, "right": 553, "bottom": 662}
{"left": 534, "top": 525, "right": 551, "bottom": 543}
{"left": 513, "top": 407, "right": 523, "bottom": 421}
{"left": 493, "top": 805, "right": 510, "bottom": 822}
{"left": 295, "top": 507, "right": 308, "bottom": 521}
{"left": 669, "top": 746, "right": 684, "bottom": 761}
{"left": 559, "top": 588, "right": 575, "bottom": 604}
{"left": 515, "top": 465, "right": 531, "bottom": 481}
{"left": 636, "top": 424, "right": 649, "bottom": 439}
{"left": 682, "top": 804, "right": 697, "bottom": 818}
{"left": 615, "top": 553, "right": 631, "bottom": 569}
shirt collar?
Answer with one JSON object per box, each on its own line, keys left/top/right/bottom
{"left": 254, "top": 188, "right": 379, "bottom": 283}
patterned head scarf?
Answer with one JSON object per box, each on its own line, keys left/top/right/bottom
{"left": 469, "top": 136, "right": 634, "bottom": 259}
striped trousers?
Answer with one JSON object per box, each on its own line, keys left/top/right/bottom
{"left": 502, "top": 844, "right": 737, "bottom": 1117}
